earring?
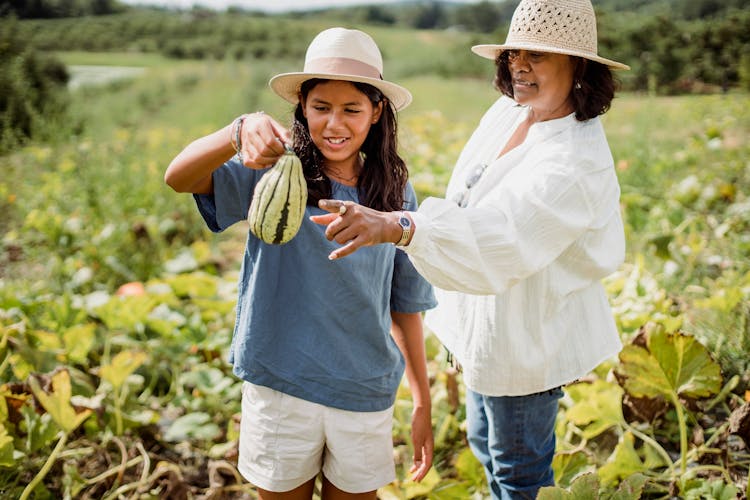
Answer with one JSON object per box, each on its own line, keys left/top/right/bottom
{"left": 575, "top": 81, "right": 582, "bottom": 90}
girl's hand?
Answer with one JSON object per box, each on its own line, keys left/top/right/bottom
{"left": 309, "top": 199, "right": 401, "bottom": 259}
{"left": 409, "top": 405, "right": 434, "bottom": 482}
{"left": 238, "top": 112, "right": 292, "bottom": 169}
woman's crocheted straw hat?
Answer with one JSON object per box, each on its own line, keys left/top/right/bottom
{"left": 472, "top": 0, "right": 629, "bottom": 70}
{"left": 269, "top": 27, "right": 413, "bottom": 111}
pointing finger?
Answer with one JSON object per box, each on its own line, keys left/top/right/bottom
{"left": 309, "top": 213, "right": 338, "bottom": 228}
{"left": 318, "top": 199, "right": 345, "bottom": 214}
{"left": 327, "top": 238, "right": 363, "bottom": 260}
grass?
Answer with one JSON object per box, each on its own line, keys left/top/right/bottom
{"left": 401, "top": 75, "right": 496, "bottom": 123}
{"left": 51, "top": 50, "right": 175, "bottom": 67}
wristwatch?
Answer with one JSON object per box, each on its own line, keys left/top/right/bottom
{"left": 394, "top": 212, "right": 412, "bottom": 247}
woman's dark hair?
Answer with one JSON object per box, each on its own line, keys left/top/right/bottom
{"left": 291, "top": 79, "right": 408, "bottom": 212}
{"left": 494, "top": 51, "right": 616, "bottom": 121}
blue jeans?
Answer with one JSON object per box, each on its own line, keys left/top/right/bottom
{"left": 466, "top": 387, "right": 563, "bottom": 500}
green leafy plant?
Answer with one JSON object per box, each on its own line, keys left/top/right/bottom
{"left": 614, "top": 324, "right": 728, "bottom": 494}
{"left": 21, "top": 370, "right": 92, "bottom": 500}
{"left": 538, "top": 472, "right": 647, "bottom": 500}
{"left": 99, "top": 350, "right": 148, "bottom": 435}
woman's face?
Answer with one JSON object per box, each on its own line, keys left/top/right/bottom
{"left": 506, "top": 50, "right": 576, "bottom": 119}
{"left": 301, "top": 80, "right": 382, "bottom": 171}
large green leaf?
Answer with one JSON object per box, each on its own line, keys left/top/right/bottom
{"left": 164, "top": 412, "right": 220, "bottom": 442}
{"left": 537, "top": 472, "right": 599, "bottom": 500}
{"left": 453, "top": 447, "right": 485, "bottom": 486}
{"left": 597, "top": 432, "right": 648, "bottom": 487}
{"left": 180, "top": 367, "right": 234, "bottom": 396}
{"left": 426, "top": 481, "right": 477, "bottom": 499}
{"left": 165, "top": 273, "right": 218, "bottom": 299}
{"left": 0, "top": 423, "right": 14, "bottom": 467}
{"left": 21, "top": 404, "right": 58, "bottom": 453}
{"left": 62, "top": 323, "right": 96, "bottom": 365}
{"left": 94, "top": 295, "right": 158, "bottom": 331}
{"left": 401, "top": 467, "right": 441, "bottom": 499}
{"left": 682, "top": 478, "right": 739, "bottom": 500}
{"left": 648, "top": 328, "right": 722, "bottom": 398}
{"left": 553, "top": 450, "right": 594, "bottom": 488}
{"left": 606, "top": 473, "right": 648, "bottom": 500}
{"left": 616, "top": 327, "right": 721, "bottom": 401}
{"left": 564, "top": 380, "right": 625, "bottom": 439}
{"left": 99, "top": 350, "right": 148, "bottom": 391}
{"left": 28, "top": 370, "right": 91, "bottom": 434}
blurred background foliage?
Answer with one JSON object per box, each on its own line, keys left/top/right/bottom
{"left": 2, "top": 0, "right": 750, "bottom": 154}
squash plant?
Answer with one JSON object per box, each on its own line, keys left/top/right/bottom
{"left": 550, "top": 320, "right": 744, "bottom": 498}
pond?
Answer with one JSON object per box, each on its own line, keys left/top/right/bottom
{"left": 67, "top": 65, "right": 146, "bottom": 89}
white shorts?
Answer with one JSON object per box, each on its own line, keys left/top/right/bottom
{"left": 237, "top": 382, "right": 396, "bottom": 493}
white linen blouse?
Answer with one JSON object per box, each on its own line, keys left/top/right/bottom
{"left": 405, "top": 96, "right": 625, "bottom": 396}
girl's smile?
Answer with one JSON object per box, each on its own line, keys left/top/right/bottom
{"left": 302, "top": 80, "right": 382, "bottom": 180}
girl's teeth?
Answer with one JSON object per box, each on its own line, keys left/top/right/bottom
{"left": 329, "top": 138, "right": 346, "bottom": 144}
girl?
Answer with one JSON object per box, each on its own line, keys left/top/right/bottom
{"left": 164, "top": 28, "right": 436, "bottom": 500}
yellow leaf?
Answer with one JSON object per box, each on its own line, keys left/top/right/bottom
{"left": 29, "top": 370, "right": 91, "bottom": 434}
{"left": 100, "top": 350, "right": 148, "bottom": 390}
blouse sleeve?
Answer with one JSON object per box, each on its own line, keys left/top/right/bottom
{"left": 193, "top": 158, "right": 263, "bottom": 233}
{"left": 406, "top": 160, "right": 606, "bottom": 295}
{"left": 390, "top": 183, "right": 437, "bottom": 313}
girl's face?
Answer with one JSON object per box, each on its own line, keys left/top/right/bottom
{"left": 507, "top": 50, "right": 575, "bottom": 119}
{"left": 301, "top": 80, "right": 383, "bottom": 171}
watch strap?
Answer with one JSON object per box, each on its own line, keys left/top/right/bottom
{"left": 395, "top": 212, "right": 412, "bottom": 247}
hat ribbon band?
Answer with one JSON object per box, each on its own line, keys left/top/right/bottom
{"left": 303, "top": 57, "right": 382, "bottom": 80}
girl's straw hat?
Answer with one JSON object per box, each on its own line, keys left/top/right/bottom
{"left": 269, "top": 27, "right": 413, "bottom": 111}
{"left": 472, "top": 0, "right": 630, "bottom": 70}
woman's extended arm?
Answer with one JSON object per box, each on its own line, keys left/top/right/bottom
{"left": 311, "top": 162, "right": 624, "bottom": 295}
{"left": 391, "top": 311, "right": 433, "bottom": 482}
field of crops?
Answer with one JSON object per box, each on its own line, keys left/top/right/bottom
{"left": 2, "top": 48, "right": 749, "bottom": 499}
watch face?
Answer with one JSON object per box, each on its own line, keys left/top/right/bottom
{"left": 399, "top": 216, "right": 411, "bottom": 228}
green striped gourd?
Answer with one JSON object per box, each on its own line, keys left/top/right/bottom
{"left": 247, "top": 147, "right": 307, "bottom": 244}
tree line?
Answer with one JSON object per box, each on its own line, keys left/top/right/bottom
{"left": 0, "top": 0, "right": 125, "bottom": 18}
{"left": 2, "top": 0, "right": 749, "bottom": 152}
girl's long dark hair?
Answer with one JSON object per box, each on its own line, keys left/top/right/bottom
{"left": 291, "top": 79, "right": 408, "bottom": 212}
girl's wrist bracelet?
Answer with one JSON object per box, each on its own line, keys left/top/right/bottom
{"left": 230, "top": 114, "right": 249, "bottom": 159}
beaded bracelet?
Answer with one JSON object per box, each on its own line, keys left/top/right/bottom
{"left": 231, "top": 114, "right": 248, "bottom": 160}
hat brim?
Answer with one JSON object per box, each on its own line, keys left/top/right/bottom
{"left": 471, "top": 44, "right": 630, "bottom": 71}
{"left": 269, "top": 72, "right": 413, "bottom": 111}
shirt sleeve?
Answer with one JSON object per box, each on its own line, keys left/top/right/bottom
{"left": 193, "top": 158, "right": 263, "bottom": 233}
{"left": 390, "top": 183, "right": 437, "bottom": 313}
{"left": 406, "top": 160, "right": 602, "bottom": 295}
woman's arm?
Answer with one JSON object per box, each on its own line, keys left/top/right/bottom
{"left": 391, "top": 311, "right": 433, "bottom": 482}
{"left": 311, "top": 163, "right": 617, "bottom": 294}
{"left": 164, "top": 112, "right": 291, "bottom": 194}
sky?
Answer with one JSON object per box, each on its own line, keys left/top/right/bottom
{"left": 120, "top": 0, "right": 478, "bottom": 14}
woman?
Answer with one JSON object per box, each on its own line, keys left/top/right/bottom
{"left": 311, "top": 1, "right": 630, "bottom": 498}
{"left": 165, "top": 27, "right": 436, "bottom": 500}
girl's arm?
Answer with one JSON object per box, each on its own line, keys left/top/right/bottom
{"left": 164, "top": 112, "right": 291, "bottom": 194}
{"left": 164, "top": 122, "right": 236, "bottom": 194}
{"left": 391, "top": 311, "right": 433, "bottom": 482}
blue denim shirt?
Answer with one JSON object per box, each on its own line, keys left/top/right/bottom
{"left": 194, "top": 158, "right": 436, "bottom": 412}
